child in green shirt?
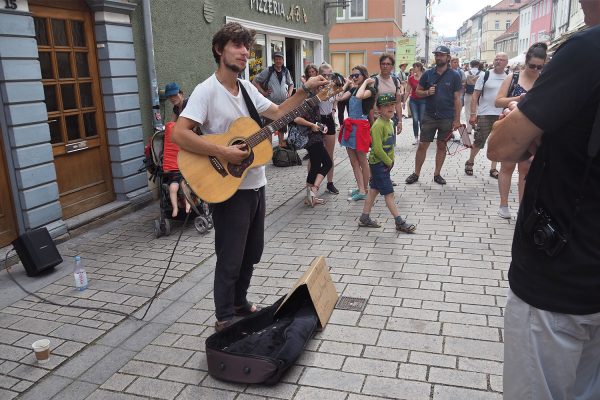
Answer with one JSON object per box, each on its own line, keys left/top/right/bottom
{"left": 358, "top": 93, "right": 416, "bottom": 233}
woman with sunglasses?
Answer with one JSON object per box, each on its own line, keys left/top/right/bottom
{"left": 337, "top": 65, "right": 377, "bottom": 201}
{"left": 494, "top": 42, "right": 547, "bottom": 219}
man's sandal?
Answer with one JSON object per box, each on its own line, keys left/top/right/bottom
{"left": 465, "top": 161, "right": 474, "bottom": 176}
{"left": 489, "top": 169, "right": 499, "bottom": 179}
{"left": 215, "top": 320, "right": 232, "bottom": 332}
{"left": 234, "top": 302, "right": 258, "bottom": 317}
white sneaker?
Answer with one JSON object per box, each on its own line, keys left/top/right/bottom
{"left": 497, "top": 206, "right": 511, "bottom": 219}
{"left": 412, "top": 138, "right": 418, "bottom": 145}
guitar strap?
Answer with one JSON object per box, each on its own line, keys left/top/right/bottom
{"left": 238, "top": 80, "right": 264, "bottom": 128}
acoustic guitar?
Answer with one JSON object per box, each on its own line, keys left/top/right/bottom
{"left": 178, "top": 75, "right": 344, "bottom": 204}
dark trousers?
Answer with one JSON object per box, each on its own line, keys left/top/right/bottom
{"left": 306, "top": 142, "right": 332, "bottom": 185}
{"left": 212, "top": 187, "right": 265, "bottom": 321}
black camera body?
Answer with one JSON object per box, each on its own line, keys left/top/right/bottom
{"left": 523, "top": 206, "right": 567, "bottom": 257}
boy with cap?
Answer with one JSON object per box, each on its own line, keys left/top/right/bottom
{"left": 165, "top": 82, "right": 188, "bottom": 121}
{"left": 358, "top": 93, "right": 416, "bottom": 233}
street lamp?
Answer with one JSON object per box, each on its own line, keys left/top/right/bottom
{"left": 324, "top": 0, "right": 350, "bottom": 23}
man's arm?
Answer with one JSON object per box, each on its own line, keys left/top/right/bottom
{"left": 252, "top": 79, "right": 268, "bottom": 97}
{"left": 261, "top": 76, "right": 328, "bottom": 121}
{"left": 173, "top": 116, "right": 248, "bottom": 164}
{"left": 452, "top": 90, "right": 461, "bottom": 129}
{"left": 487, "top": 107, "right": 543, "bottom": 162}
{"left": 469, "top": 90, "right": 481, "bottom": 126}
{"left": 416, "top": 84, "right": 430, "bottom": 98}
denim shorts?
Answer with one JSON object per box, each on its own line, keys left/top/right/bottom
{"left": 369, "top": 162, "right": 393, "bottom": 195}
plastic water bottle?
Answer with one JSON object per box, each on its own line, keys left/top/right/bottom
{"left": 73, "top": 256, "right": 88, "bottom": 291}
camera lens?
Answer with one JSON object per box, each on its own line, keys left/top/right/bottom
{"left": 533, "top": 228, "right": 548, "bottom": 247}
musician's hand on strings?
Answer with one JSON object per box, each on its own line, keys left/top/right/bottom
{"left": 305, "top": 76, "right": 328, "bottom": 91}
{"left": 222, "top": 143, "right": 249, "bottom": 165}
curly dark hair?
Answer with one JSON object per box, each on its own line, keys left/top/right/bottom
{"left": 379, "top": 53, "right": 395, "bottom": 66}
{"left": 212, "top": 22, "right": 255, "bottom": 64}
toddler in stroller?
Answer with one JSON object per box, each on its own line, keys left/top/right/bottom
{"left": 144, "top": 122, "right": 213, "bottom": 238}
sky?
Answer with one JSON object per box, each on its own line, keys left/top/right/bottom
{"left": 431, "top": 0, "right": 498, "bottom": 37}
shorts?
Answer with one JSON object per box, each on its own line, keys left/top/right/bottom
{"left": 473, "top": 115, "right": 499, "bottom": 149}
{"left": 420, "top": 115, "right": 453, "bottom": 142}
{"left": 369, "top": 162, "right": 393, "bottom": 195}
{"left": 320, "top": 114, "right": 336, "bottom": 136}
{"left": 263, "top": 117, "right": 287, "bottom": 133}
{"left": 164, "top": 171, "right": 183, "bottom": 185}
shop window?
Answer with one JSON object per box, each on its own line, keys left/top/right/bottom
{"left": 249, "top": 34, "right": 266, "bottom": 82}
{"left": 302, "top": 40, "right": 315, "bottom": 69}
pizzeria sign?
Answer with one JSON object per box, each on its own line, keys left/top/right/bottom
{"left": 249, "top": 0, "right": 308, "bottom": 23}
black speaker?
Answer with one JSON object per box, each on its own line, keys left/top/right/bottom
{"left": 11, "top": 227, "right": 63, "bottom": 277}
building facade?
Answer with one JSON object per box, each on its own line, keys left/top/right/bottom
{"left": 0, "top": 0, "right": 330, "bottom": 248}
{"left": 480, "top": 0, "right": 521, "bottom": 64}
{"left": 518, "top": 1, "right": 533, "bottom": 54}
{"left": 329, "top": 0, "right": 403, "bottom": 75}
{"left": 529, "top": 0, "right": 553, "bottom": 44}
{"left": 494, "top": 16, "right": 520, "bottom": 59}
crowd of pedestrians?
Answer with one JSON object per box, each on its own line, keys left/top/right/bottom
{"left": 247, "top": 43, "right": 553, "bottom": 229}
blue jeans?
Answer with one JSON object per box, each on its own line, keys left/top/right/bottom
{"left": 409, "top": 98, "right": 426, "bottom": 138}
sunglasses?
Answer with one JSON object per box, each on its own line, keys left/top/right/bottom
{"left": 527, "top": 63, "right": 543, "bottom": 70}
{"left": 350, "top": 73, "right": 362, "bottom": 79}
{"left": 322, "top": 73, "right": 332, "bottom": 78}
{"left": 380, "top": 62, "right": 393, "bottom": 66}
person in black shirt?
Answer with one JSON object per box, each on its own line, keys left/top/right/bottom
{"left": 488, "top": 2, "right": 600, "bottom": 398}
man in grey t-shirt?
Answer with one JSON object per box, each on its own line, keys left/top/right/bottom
{"left": 253, "top": 52, "right": 294, "bottom": 146}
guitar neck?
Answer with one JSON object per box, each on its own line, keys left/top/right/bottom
{"left": 246, "top": 96, "right": 320, "bottom": 148}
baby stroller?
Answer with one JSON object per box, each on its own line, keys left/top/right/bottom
{"left": 144, "top": 129, "right": 213, "bottom": 238}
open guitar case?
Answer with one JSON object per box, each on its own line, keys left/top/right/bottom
{"left": 205, "top": 285, "right": 318, "bottom": 385}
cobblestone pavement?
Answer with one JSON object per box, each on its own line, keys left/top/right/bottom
{"left": 0, "top": 125, "right": 519, "bottom": 400}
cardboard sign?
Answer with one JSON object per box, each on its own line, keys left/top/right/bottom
{"left": 275, "top": 256, "right": 338, "bottom": 330}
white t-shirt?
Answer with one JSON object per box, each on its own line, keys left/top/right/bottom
{"left": 474, "top": 70, "right": 506, "bottom": 116}
{"left": 180, "top": 74, "right": 273, "bottom": 190}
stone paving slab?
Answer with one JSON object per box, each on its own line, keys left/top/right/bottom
{"left": 0, "top": 127, "right": 522, "bottom": 398}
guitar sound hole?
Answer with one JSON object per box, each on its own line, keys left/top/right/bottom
{"left": 227, "top": 139, "right": 253, "bottom": 178}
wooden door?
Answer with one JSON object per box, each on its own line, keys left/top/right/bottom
{"left": 31, "top": 4, "right": 114, "bottom": 219}
{"left": 0, "top": 128, "right": 18, "bottom": 247}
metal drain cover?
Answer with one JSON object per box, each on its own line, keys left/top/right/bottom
{"left": 336, "top": 296, "right": 367, "bottom": 312}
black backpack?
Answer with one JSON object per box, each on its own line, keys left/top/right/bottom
{"left": 272, "top": 145, "right": 302, "bottom": 167}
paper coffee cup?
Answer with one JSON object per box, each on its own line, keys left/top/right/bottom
{"left": 32, "top": 339, "right": 50, "bottom": 364}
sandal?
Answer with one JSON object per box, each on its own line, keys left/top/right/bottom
{"left": 358, "top": 216, "right": 381, "bottom": 228}
{"left": 313, "top": 197, "right": 326, "bottom": 205}
{"left": 234, "top": 302, "right": 258, "bottom": 317}
{"left": 433, "top": 175, "right": 446, "bottom": 185}
{"left": 465, "top": 161, "right": 474, "bottom": 176}
{"left": 489, "top": 169, "right": 499, "bottom": 179}
{"left": 396, "top": 220, "right": 416, "bottom": 233}
{"left": 405, "top": 173, "right": 419, "bottom": 184}
{"left": 215, "top": 319, "right": 232, "bottom": 332}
